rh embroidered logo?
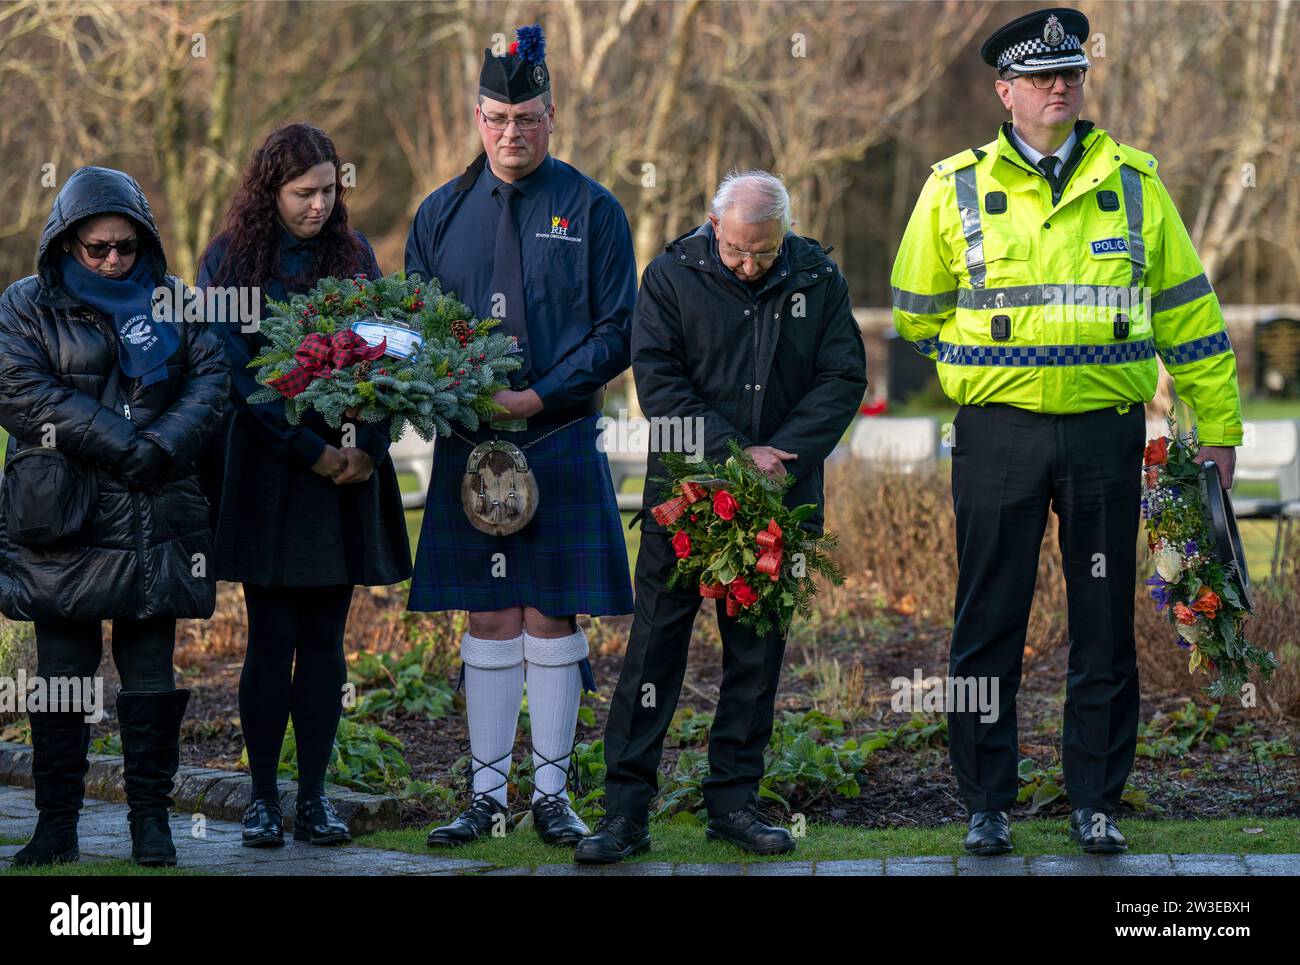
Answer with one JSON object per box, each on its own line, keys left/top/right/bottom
{"left": 538, "top": 215, "right": 581, "bottom": 244}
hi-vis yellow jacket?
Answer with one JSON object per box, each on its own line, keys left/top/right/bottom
{"left": 891, "top": 121, "right": 1243, "bottom": 445}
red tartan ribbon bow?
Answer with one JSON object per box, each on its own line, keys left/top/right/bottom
{"left": 755, "top": 518, "right": 784, "bottom": 581}
{"left": 651, "top": 479, "right": 710, "bottom": 527}
{"left": 699, "top": 581, "right": 728, "bottom": 600}
{"left": 268, "top": 330, "right": 388, "bottom": 398}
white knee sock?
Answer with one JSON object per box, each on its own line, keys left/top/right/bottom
{"left": 523, "top": 627, "right": 589, "bottom": 803}
{"left": 461, "top": 632, "right": 525, "bottom": 807}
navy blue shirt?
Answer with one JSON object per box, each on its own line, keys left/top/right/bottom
{"left": 404, "top": 153, "right": 635, "bottom": 411}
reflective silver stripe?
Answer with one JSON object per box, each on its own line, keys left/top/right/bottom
{"left": 1151, "top": 273, "right": 1213, "bottom": 314}
{"left": 956, "top": 283, "right": 1144, "bottom": 311}
{"left": 954, "top": 167, "right": 986, "bottom": 289}
{"left": 892, "top": 287, "right": 957, "bottom": 314}
{"left": 1120, "top": 166, "right": 1146, "bottom": 285}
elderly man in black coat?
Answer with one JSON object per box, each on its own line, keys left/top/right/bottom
{"left": 576, "top": 170, "right": 868, "bottom": 863}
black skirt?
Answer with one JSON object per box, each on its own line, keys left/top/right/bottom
{"left": 204, "top": 409, "right": 412, "bottom": 587}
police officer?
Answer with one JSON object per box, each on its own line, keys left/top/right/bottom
{"left": 405, "top": 24, "right": 636, "bottom": 848}
{"left": 891, "top": 8, "right": 1243, "bottom": 855}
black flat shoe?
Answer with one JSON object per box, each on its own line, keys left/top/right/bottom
{"left": 293, "top": 794, "right": 351, "bottom": 845}
{"left": 531, "top": 796, "right": 590, "bottom": 847}
{"left": 1069, "top": 807, "right": 1127, "bottom": 854}
{"left": 964, "top": 809, "right": 1013, "bottom": 855}
{"left": 706, "top": 808, "right": 795, "bottom": 855}
{"left": 426, "top": 796, "right": 509, "bottom": 848}
{"left": 573, "top": 814, "right": 651, "bottom": 864}
{"left": 242, "top": 797, "right": 285, "bottom": 848}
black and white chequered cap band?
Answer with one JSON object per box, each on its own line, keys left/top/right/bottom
{"left": 997, "top": 33, "right": 1089, "bottom": 71}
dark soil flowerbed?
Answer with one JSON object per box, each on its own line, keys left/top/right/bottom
{"left": 106, "top": 583, "right": 1300, "bottom": 831}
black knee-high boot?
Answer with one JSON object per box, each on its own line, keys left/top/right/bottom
{"left": 12, "top": 707, "right": 91, "bottom": 867}
{"left": 117, "top": 689, "right": 190, "bottom": 866}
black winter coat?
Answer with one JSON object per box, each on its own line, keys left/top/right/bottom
{"left": 633, "top": 223, "right": 868, "bottom": 535}
{"left": 196, "top": 225, "right": 411, "bottom": 587}
{"left": 0, "top": 166, "right": 230, "bottom": 621}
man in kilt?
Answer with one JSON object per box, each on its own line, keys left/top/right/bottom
{"left": 404, "top": 24, "right": 635, "bottom": 847}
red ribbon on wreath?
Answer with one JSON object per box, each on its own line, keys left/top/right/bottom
{"left": 651, "top": 479, "right": 711, "bottom": 527}
{"left": 268, "top": 330, "right": 388, "bottom": 398}
{"left": 699, "top": 582, "right": 728, "bottom": 599}
{"left": 755, "top": 518, "right": 784, "bottom": 581}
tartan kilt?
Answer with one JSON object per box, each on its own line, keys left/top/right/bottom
{"left": 407, "top": 414, "right": 634, "bottom": 616}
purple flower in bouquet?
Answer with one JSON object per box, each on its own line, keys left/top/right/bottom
{"left": 1145, "top": 574, "right": 1172, "bottom": 611}
{"left": 1174, "top": 635, "right": 1191, "bottom": 650}
{"left": 1185, "top": 539, "right": 1198, "bottom": 556}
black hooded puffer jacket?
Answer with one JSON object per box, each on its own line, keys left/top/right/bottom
{"left": 0, "top": 166, "right": 230, "bottom": 621}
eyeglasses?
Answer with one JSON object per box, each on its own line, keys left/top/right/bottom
{"left": 481, "top": 112, "right": 547, "bottom": 132}
{"left": 76, "top": 236, "right": 139, "bottom": 258}
{"left": 1005, "top": 68, "right": 1087, "bottom": 89}
{"left": 720, "top": 241, "right": 783, "bottom": 266}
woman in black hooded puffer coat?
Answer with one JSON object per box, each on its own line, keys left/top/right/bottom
{"left": 0, "top": 166, "right": 229, "bottom": 867}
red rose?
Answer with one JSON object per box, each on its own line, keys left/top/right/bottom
{"left": 1144, "top": 436, "right": 1168, "bottom": 467}
{"left": 671, "top": 531, "right": 692, "bottom": 559}
{"left": 729, "top": 576, "right": 759, "bottom": 608}
{"left": 713, "top": 489, "right": 739, "bottom": 520}
{"left": 508, "top": 40, "right": 519, "bottom": 54}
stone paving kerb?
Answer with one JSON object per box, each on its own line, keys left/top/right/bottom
{"left": 2, "top": 787, "right": 1297, "bottom": 877}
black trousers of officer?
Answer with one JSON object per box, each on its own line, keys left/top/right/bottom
{"left": 603, "top": 528, "right": 788, "bottom": 823}
{"left": 949, "top": 402, "right": 1145, "bottom": 814}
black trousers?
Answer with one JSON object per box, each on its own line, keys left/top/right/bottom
{"left": 948, "top": 402, "right": 1145, "bottom": 813}
{"left": 34, "top": 616, "right": 177, "bottom": 692}
{"left": 603, "top": 529, "right": 788, "bottom": 822}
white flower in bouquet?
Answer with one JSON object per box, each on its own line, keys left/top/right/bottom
{"left": 1154, "top": 546, "right": 1184, "bottom": 583}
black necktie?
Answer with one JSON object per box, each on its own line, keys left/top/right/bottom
{"left": 1037, "top": 155, "right": 1060, "bottom": 192}
{"left": 490, "top": 182, "right": 530, "bottom": 383}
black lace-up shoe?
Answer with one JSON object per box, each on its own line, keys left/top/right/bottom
{"left": 426, "top": 796, "right": 509, "bottom": 848}
{"left": 706, "top": 808, "right": 796, "bottom": 855}
{"left": 573, "top": 814, "right": 651, "bottom": 864}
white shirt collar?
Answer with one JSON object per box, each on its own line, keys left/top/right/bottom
{"left": 1010, "top": 125, "right": 1077, "bottom": 169}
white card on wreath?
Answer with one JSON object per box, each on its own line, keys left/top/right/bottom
{"left": 351, "top": 319, "right": 423, "bottom": 359}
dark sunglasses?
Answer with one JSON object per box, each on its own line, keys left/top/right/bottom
{"left": 75, "top": 236, "right": 139, "bottom": 258}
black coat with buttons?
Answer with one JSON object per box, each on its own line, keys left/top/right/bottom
{"left": 0, "top": 166, "right": 230, "bottom": 621}
{"left": 632, "top": 223, "right": 868, "bottom": 535}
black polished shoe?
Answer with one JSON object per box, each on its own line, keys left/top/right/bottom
{"left": 531, "top": 795, "right": 590, "bottom": 847}
{"left": 706, "top": 808, "right": 796, "bottom": 855}
{"left": 293, "top": 794, "right": 351, "bottom": 845}
{"left": 1069, "top": 807, "right": 1127, "bottom": 854}
{"left": 573, "top": 814, "right": 651, "bottom": 864}
{"left": 964, "top": 810, "right": 1013, "bottom": 855}
{"left": 426, "top": 796, "right": 509, "bottom": 848}
{"left": 242, "top": 797, "right": 285, "bottom": 848}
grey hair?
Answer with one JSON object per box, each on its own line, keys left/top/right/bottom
{"left": 709, "top": 170, "right": 791, "bottom": 234}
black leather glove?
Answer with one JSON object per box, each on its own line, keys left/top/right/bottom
{"left": 116, "top": 437, "right": 171, "bottom": 489}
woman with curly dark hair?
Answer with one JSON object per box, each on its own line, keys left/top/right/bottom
{"left": 198, "top": 122, "right": 410, "bottom": 849}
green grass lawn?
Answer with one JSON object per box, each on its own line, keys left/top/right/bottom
{"left": 357, "top": 817, "right": 1300, "bottom": 867}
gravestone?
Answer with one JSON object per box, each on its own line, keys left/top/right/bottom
{"left": 886, "top": 329, "right": 941, "bottom": 405}
{"left": 1253, "top": 316, "right": 1300, "bottom": 398}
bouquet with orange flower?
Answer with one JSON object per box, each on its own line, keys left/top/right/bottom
{"left": 1141, "top": 418, "right": 1276, "bottom": 697}
{"left": 646, "top": 442, "right": 843, "bottom": 635}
